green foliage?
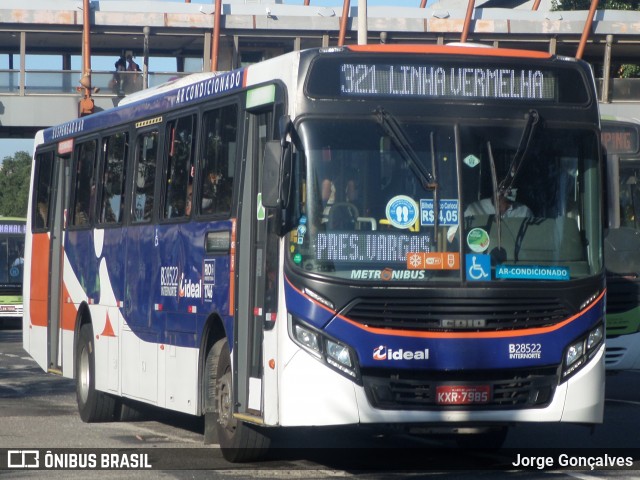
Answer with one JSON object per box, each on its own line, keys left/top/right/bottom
{"left": 618, "top": 64, "right": 640, "bottom": 78}
{"left": 0, "top": 151, "right": 32, "bottom": 217}
{"left": 552, "top": 0, "right": 640, "bottom": 9}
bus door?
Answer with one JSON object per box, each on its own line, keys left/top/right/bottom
{"left": 47, "top": 152, "right": 70, "bottom": 373}
{"left": 235, "top": 100, "right": 280, "bottom": 421}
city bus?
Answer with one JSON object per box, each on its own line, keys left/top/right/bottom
{"left": 23, "top": 44, "right": 605, "bottom": 461}
{"left": 602, "top": 116, "right": 640, "bottom": 370}
{"left": 0, "top": 217, "right": 26, "bottom": 326}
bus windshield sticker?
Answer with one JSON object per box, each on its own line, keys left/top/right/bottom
{"left": 316, "top": 232, "right": 431, "bottom": 264}
{"left": 466, "top": 254, "right": 491, "bottom": 281}
{"left": 350, "top": 268, "right": 427, "bottom": 281}
{"left": 467, "top": 228, "right": 490, "bottom": 253}
{"left": 496, "top": 265, "right": 569, "bottom": 281}
{"left": 407, "top": 252, "right": 459, "bottom": 270}
{"left": 203, "top": 259, "right": 216, "bottom": 302}
{"left": 420, "top": 199, "right": 459, "bottom": 226}
{"left": 257, "top": 193, "right": 266, "bottom": 221}
{"left": 385, "top": 195, "right": 419, "bottom": 229}
{"left": 464, "top": 154, "right": 480, "bottom": 168}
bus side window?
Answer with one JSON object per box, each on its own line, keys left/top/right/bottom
{"left": 71, "top": 140, "right": 98, "bottom": 227}
{"left": 132, "top": 130, "right": 159, "bottom": 223}
{"left": 162, "top": 115, "right": 195, "bottom": 219}
{"left": 199, "top": 104, "right": 237, "bottom": 216}
{"left": 99, "top": 132, "right": 128, "bottom": 225}
{"left": 33, "top": 151, "right": 54, "bottom": 230}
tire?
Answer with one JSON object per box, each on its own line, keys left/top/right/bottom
{"left": 211, "top": 339, "right": 270, "bottom": 462}
{"left": 455, "top": 427, "right": 508, "bottom": 450}
{"left": 118, "top": 398, "right": 148, "bottom": 422}
{"left": 75, "top": 324, "right": 118, "bottom": 422}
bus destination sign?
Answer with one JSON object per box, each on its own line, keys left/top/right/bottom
{"left": 339, "top": 63, "right": 556, "bottom": 101}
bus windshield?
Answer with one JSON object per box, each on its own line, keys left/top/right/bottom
{"left": 287, "top": 116, "right": 602, "bottom": 282}
{"left": 0, "top": 225, "right": 25, "bottom": 286}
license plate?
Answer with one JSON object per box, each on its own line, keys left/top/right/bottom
{"left": 435, "top": 385, "right": 491, "bottom": 405}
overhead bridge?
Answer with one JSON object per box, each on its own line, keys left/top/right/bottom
{"left": 2, "top": 0, "right": 640, "bottom": 140}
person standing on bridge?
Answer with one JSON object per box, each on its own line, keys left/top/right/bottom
{"left": 125, "top": 53, "right": 142, "bottom": 93}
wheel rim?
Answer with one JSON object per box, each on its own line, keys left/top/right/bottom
{"left": 78, "top": 343, "right": 90, "bottom": 404}
{"left": 217, "top": 369, "right": 236, "bottom": 434}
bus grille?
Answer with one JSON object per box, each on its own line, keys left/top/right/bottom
{"left": 605, "top": 275, "right": 640, "bottom": 315}
{"left": 342, "top": 295, "right": 570, "bottom": 332}
{"left": 363, "top": 368, "right": 557, "bottom": 410}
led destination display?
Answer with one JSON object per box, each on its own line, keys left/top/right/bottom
{"left": 316, "top": 232, "right": 431, "bottom": 263}
{"left": 340, "top": 63, "right": 556, "bottom": 101}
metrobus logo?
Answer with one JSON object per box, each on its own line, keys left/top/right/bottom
{"left": 373, "top": 345, "right": 430, "bottom": 361}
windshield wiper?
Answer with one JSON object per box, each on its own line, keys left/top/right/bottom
{"left": 374, "top": 107, "right": 437, "bottom": 190}
{"left": 499, "top": 109, "right": 539, "bottom": 195}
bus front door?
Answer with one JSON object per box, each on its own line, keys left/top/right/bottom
{"left": 235, "top": 108, "right": 280, "bottom": 422}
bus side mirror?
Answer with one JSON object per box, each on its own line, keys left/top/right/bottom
{"left": 261, "top": 140, "right": 292, "bottom": 209}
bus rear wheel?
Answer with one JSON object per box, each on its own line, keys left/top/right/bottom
{"left": 212, "top": 339, "right": 270, "bottom": 462}
{"left": 75, "top": 324, "right": 117, "bottom": 422}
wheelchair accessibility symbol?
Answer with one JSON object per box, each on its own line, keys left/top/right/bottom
{"left": 466, "top": 254, "right": 490, "bottom": 281}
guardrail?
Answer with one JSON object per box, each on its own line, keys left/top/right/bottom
{"left": 1, "top": 70, "right": 640, "bottom": 104}
{"left": 0, "top": 70, "right": 190, "bottom": 96}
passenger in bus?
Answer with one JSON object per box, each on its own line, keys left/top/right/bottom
{"left": 36, "top": 202, "right": 48, "bottom": 228}
{"left": 447, "top": 189, "right": 532, "bottom": 242}
{"left": 201, "top": 171, "right": 231, "bottom": 214}
{"left": 465, "top": 188, "right": 533, "bottom": 219}
{"left": 185, "top": 183, "right": 193, "bottom": 217}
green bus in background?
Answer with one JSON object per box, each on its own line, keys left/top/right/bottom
{"left": 0, "top": 217, "right": 26, "bottom": 327}
{"left": 602, "top": 117, "right": 640, "bottom": 370}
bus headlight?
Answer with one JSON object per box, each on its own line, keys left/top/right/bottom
{"left": 565, "top": 341, "right": 584, "bottom": 368}
{"left": 326, "top": 339, "right": 353, "bottom": 368}
{"left": 289, "top": 315, "right": 360, "bottom": 383}
{"left": 562, "top": 323, "right": 604, "bottom": 381}
{"left": 293, "top": 323, "right": 321, "bottom": 357}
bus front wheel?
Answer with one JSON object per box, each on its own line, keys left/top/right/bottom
{"left": 213, "top": 339, "right": 270, "bottom": 462}
{"left": 75, "top": 324, "right": 117, "bottom": 422}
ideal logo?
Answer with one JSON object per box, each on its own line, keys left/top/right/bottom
{"left": 372, "top": 345, "right": 429, "bottom": 361}
{"left": 179, "top": 274, "right": 202, "bottom": 299}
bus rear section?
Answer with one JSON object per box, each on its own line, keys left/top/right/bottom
{"left": 22, "top": 45, "right": 605, "bottom": 462}
{"left": 602, "top": 117, "right": 640, "bottom": 370}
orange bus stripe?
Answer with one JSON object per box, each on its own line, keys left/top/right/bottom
{"left": 285, "top": 276, "right": 604, "bottom": 339}
{"left": 345, "top": 44, "right": 552, "bottom": 60}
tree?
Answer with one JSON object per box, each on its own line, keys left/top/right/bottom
{"left": 552, "top": 0, "right": 640, "bottom": 78}
{"left": 0, "top": 151, "right": 32, "bottom": 217}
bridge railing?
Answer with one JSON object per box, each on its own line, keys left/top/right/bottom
{"left": 0, "top": 70, "right": 190, "bottom": 96}
{"left": 2, "top": 69, "right": 640, "bottom": 104}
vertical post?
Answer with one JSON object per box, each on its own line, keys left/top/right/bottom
{"left": 211, "top": 0, "right": 222, "bottom": 72}
{"left": 460, "top": 0, "right": 475, "bottom": 44}
{"left": 532, "top": 0, "right": 542, "bottom": 10}
{"left": 203, "top": 32, "right": 212, "bottom": 72}
{"left": 357, "top": 0, "right": 367, "bottom": 45}
{"left": 19, "top": 31, "right": 25, "bottom": 97}
{"left": 304, "top": 0, "right": 310, "bottom": 4}
{"left": 576, "top": 0, "right": 599, "bottom": 60}
{"left": 143, "top": 26, "right": 150, "bottom": 90}
{"left": 602, "top": 34, "right": 613, "bottom": 103}
{"left": 79, "top": 0, "right": 94, "bottom": 116}
{"left": 420, "top": 0, "right": 427, "bottom": 6}
{"left": 338, "top": 0, "right": 350, "bottom": 47}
